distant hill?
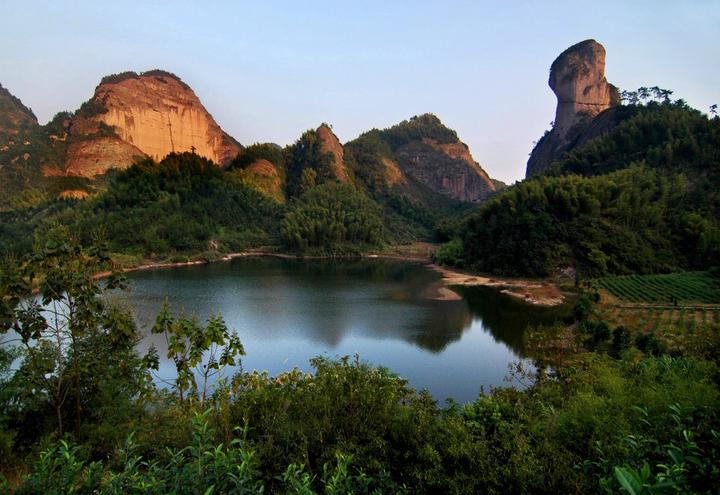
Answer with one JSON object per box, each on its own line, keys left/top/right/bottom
{"left": 345, "top": 114, "right": 495, "bottom": 204}
{"left": 225, "top": 115, "right": 499, "bottom": 243}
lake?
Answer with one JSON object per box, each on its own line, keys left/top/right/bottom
{"left": 119, "top": 257, "right": 571, "bottom": 404}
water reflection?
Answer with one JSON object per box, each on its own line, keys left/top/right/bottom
{"left": 120, "top": 257, "right": 571, "bottom": 402}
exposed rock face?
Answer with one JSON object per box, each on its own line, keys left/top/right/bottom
{"left": 345, "top": 114, "right": 496, "bottom": 204}
{"left": 393, "top": 132, "right": 495, "bottom": 203}
{"left": 316, "top": 123, "right": 349, "bottom": 182}
{"left": 0, "top": 83, "right": 38, "bottom": 138}
{"left": 58, "top": 189, "right": 89, "bottom": 200}
{"left": 65, "top": 137, "right": 144, "bottom": 177}
{"left": 66, "top": 70, "right": 241, "bottom": 176}
{"left": 527, "top": 40, "right": 619, "bottom": 177}
{"left": 381, "top": 157, "right": 406, "bottom": 186}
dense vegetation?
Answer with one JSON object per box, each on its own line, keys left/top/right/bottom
{"left": 0, "top": 153, "right": 283, "bottom": 261}
{"left": 1, "top": 115, "right": 481, "bottom": 260}
{"left": 282, "top": 182, "right": 384, "bottom": 254}
{"left": 284, "top": 128, "right": 343, "bottom": 199}
{"left": 1, "top": 236, "right": 718, "bottom": 493}
{"left": 228, "top": 143, "right": 285, "bottom": 172}
{"left": 440, "top": 97, "right": 720, "bottom": 277}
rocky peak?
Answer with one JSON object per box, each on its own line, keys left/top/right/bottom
{"left": 527, "top": 40, "right": 619, "bottom": 177}
{"left": 550, "top": 39, "right": 619, "bottom": 140}
{"left": 316, "top": 123, "right": 348, "bottom": 182}
{"left": 65, "top": 70, "right": 241, "bottom": 176}
{"left": 387, "top": 115, "right": 495, "bottom": 202}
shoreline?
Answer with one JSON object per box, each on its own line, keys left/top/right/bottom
{"left": 96, "top": 249, "right": 565, "bottom": 307}
{"left": 427, "top": 264, "right": 566, "bottom": 307}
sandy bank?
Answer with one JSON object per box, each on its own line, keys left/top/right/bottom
{"left": 427, "top": 264, "right": 566, "bottom": 307}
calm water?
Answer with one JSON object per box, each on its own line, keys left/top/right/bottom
{"left": 118, "top": 257, "right": 570, "bottom": 403}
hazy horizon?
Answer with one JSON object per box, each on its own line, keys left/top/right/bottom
{"left": 1, "top": 0, "right": 718, "bottom": 182}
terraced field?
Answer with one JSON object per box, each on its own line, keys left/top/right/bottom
{"left": 591, "top": 272, "right": 720, "bottom": 344}
{"left": 590, "top": 272, "right": 720, "bottom": 304}
{"left": 601, "top": 305, "right": 720, "bottom": 333}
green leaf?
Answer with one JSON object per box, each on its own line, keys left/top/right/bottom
{"left": 614, "top": 466, "right": 641, "bottom": 495}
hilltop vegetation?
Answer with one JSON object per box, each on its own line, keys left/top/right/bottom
{"left": 441, "top": 97, "right": 720, "bottom": 277}
{"left": 0, "top": 153, "right": 282, "bottom": 259}
{"left": 1, "top": 113, "right": 494, "bottom": 260}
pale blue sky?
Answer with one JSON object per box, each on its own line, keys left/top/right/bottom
{"left": 1, "top": 1, "right": 718, "bottom": 182}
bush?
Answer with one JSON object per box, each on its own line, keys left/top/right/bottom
{"left": 434, "top": 238, "right": 465, "bottom": 267}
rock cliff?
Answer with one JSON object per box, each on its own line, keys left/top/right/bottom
{"left": 394, "top": 138, "right": 495, "bottom": 202}
{"left": 345, "top": 114, "right": 496, "bottom": 204}
{"left": 65, "top": 70, "right": 241, "bottom": 176}
{"left": 526, "top": 40, "right": 619, "bottom": 177}
{"left": 316, "top": 123, "right": 349, "bottom": 182}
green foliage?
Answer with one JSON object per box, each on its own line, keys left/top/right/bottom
{"left": 228, "top": 143, "right": 285, "bottom": 171}
{"left": 0, "top": 232, "right": 153, "bottom": 456}
{"left": 75, "top": 97, "right": 108, "bottom": 119}
{"left": 451, "top": 98, "right": 720, "bottom": 277}
{"left": 284, "top": 129, "right": 339, "bottom": 198}
{"left": 547, "top": 99, "right": 720, "bottom": 178}
{"left": 0, "top": 152, "right": 283, "bottom": 258}
{"left": 14, "top": 411, "right": 265, "bottom": 495}
{"left": 603, "top": 405, "right": 720, "bottom": 494}
{"left": 458, "top": 164, "right": 719, "bottom": 277}
{"left": 151, "top": 299, "right": 245, "bottom": 405}
{"left": 433, "top": 238, "right": 465, "bottom": 266}
{"left": 590, "top": 272, "right": 720, "bottom": 304}
{"left": 381, "top": 113, "right": 459, "bottom": 149}
{"left": 282, "top": 182, "right": 384, "bottom": 254}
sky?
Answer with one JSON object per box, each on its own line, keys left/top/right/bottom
{"left": 1, "top": 1, "right": 718, "bottom": 183}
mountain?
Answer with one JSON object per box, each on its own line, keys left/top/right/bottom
{"left": 345, "top": 114, "right": 496, "bottom": 203}
{"left": 1, "top": 72, "right": 503, "bottom": 252}
{"left": 442, "top": 40, "right": 720, "bottom": 278}
{"left": 0, "top": 84, "right": 75, "bottom": 210}
{"left": 60, "top": 70, "right": 241, "bottom": 177}
{"left": 526, "top": 40, "right": 620, "bottom": 177}
{"left": 0, "top": 70, "right": 244, "bottom": 209}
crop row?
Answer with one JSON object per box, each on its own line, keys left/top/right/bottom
{"left": 591, "top": 272, "right": 719, "bottom": 304}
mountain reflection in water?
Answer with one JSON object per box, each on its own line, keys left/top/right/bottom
{"left": 121, "top": 257, "right": 571, "bottom": 403}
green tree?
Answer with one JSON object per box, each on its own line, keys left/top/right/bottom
{"left": 0, "top": 230, "right": 154, "bottom": 440}
{"left": 282, "top": 182, "right": 384, "bottom": 254}
{"left": 151, "top": 299, "right": 245, "bottom": 406}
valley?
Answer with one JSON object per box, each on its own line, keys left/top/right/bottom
{"left": 1, "top": 25, "right": 718, "bottom": 494}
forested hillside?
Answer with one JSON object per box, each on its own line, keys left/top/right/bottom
{"left": 0, "top": 153, "right": 283, "bottom": 260}
{"left": 441, "top": 97, "right": 720, "bottom": 277}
